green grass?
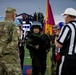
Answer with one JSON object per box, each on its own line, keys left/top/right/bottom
{"left": 24, "top": 46, "right": 32, "bottom": 65}
{"left": 24, "top": 44, "right": 52, "bottom": 75}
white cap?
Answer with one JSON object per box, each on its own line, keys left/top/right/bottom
{"left": 61, "top": 8, "right": 76, "bottom": 16}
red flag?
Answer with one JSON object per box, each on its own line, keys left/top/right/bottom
{"left": 44, "top": 0, "right": 55, "bottom": 35}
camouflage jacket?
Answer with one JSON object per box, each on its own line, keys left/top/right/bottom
{"left": 0, "top": 19, "right": 22, "bottom": 75}
{"left": 0, "top": 20, "right": 20, "bottom": 57}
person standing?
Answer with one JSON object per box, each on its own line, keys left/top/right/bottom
{"left": 26, "top": 21, "right": 50, "bottom": 75}
{"left": 55, "top": 8, "right": 76, "bottom": 75}
{"left": 51, "top": 22, "right": 64, "bottom": 75}
{"left": 0, "top": 6, "right": 24, "bottom": 70}
{"left": 0, "top": 7, "right": 22, "bottom": 75}
{"left": 18, "top": 21, "right": 25, "bottom": 70}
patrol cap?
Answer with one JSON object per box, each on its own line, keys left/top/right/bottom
{"left": 61, "top": 8, "right": 76, "bottom": 16}
{"left": 5, "top": 7, "right": 16, "bottom": 13}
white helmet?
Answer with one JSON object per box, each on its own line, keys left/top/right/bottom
{"left": 61, "top": 8, "right": 76, "bottom": 16}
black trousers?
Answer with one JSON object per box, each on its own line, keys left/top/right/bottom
{"left": 56, "top": 55, "right": 76, "bottom": 75}
{"left": 19, "top": 46, "right": 25, "bottom": 70}
{"left": 30, "top": 52, "right": 47, "bottom": 75}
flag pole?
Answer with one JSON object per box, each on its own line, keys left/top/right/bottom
{"left": 36, "top": 8, "right": 40, "bottom": 21}
{"left": 44, "top": 0, "right": 55, "bottom": 75}
{"left": 36, "top": 12, "right": 38, "bottom": 21}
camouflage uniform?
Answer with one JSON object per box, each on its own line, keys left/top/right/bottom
{"left": 0, "top": 7, "right": 22, "bottom": 75}
{"left": 51, "top": 22, "right": 64, "bottom": 75}
{"left": 50, "top": 34, "right": 56, "bottom": 75}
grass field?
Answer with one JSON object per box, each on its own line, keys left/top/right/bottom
{"left": 24, "top": 44, "right": 52, "bottom": 75}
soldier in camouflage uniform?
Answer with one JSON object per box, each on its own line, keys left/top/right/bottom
{"left": 50, "top": 25, "right": 57, "bottom": 75}
{"left": 26, "top": 21, "right": 50, "bottom": 75}
{"left": 51, "top": 22, "right": 64, "bottom": 75}
{"left": 0, "top": 7, "right": 22, "bottom": 75}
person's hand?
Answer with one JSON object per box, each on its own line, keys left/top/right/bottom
{"left": 35, "top": 45, "right": 39, "bottom": 49}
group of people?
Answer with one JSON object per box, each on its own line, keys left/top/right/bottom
{"left": 51, "top": 7, "right": 76, "bottom": 75}
{"left": 55, "top": 8, "right": 76, "bottom": 75}
{"left": 0, "top": 6, "right": 76, "bottom": 75}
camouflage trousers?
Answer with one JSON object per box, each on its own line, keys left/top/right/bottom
{"left": 51, "top": 60, "right": 56, "bottom": 75}
{"left": 0, "top": 62, "right": 22, "bottom": 75}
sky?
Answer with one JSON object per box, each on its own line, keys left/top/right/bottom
{"left": 0, "top": 0, "right": 76, "bottom": 24}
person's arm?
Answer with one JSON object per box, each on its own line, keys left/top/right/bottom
{"left": 55, "top": 25, "right": 70, "bottom": 48}
{"left": 55, "top": 37, "right": 62, "bottom": 48}
{"left": 26, "top": 37, "right": 36, "bottom": 50}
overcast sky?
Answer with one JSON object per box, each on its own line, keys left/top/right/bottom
{"left": 0, "top": 0, "right": 76, "bottom": 23}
